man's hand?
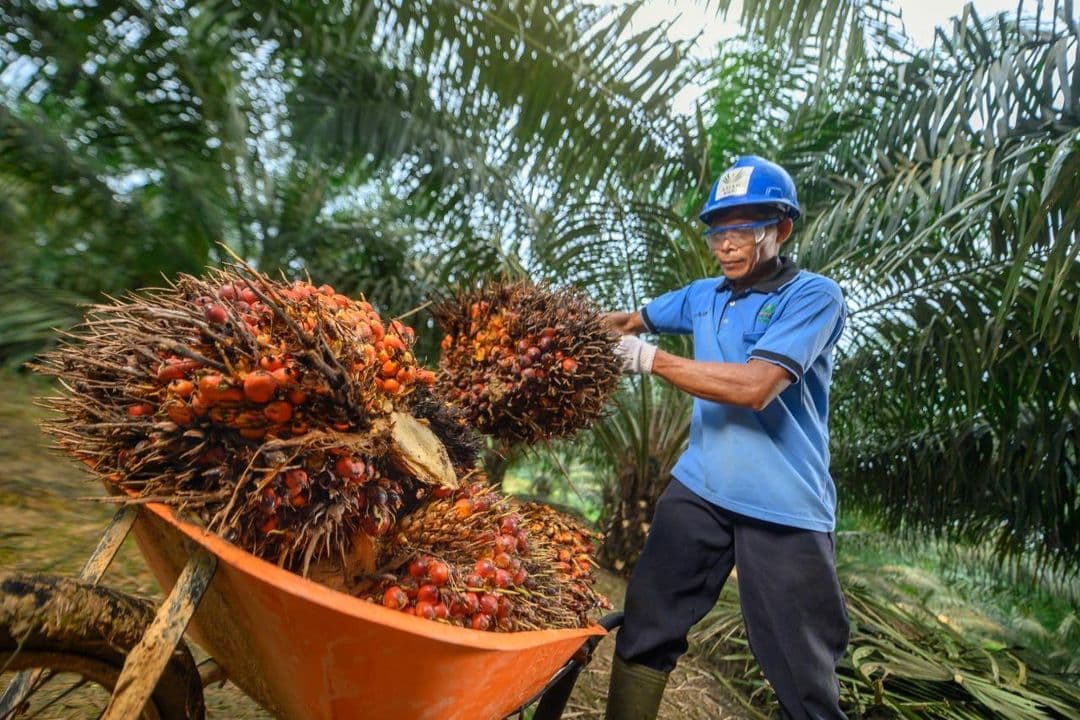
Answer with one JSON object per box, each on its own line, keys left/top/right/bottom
{"left": 615, "top": 335, "right": 658, "bottom": 374}
{"left": 602, "top": 311, "right": 646, "bottom": 335}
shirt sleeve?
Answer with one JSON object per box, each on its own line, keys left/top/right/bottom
{"left": 640, "top": 283, "right": 696, "bottom": 335}
{"left": 747, "top": 289, "right": 845, "bottom": 382}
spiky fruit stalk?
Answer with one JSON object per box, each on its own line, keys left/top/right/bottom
{"left": 34, "top": 264, "right": 454, "bottom": 574}
{"left": 357, "top": 477, "right": 610, "bottom": 631}
{"left": 431, "top": 279, "right": 621, "bottom": 444}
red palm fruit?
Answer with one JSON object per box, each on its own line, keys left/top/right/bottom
{"left": 428, "top": 561, "right": 450, "bottom": 586}
{"left": 433, "top": 603, "right": 449, "bottom": 620}
{"left": 270, "top": 367, "right": 296, "bottom": 386}
{"left": 493, "top": 552, "right": 512, "bottom": 569}
{"left": 263, "top": 400, "right": 293, "bottom": 424}
{"left": 284, "top": 469, "right": 308, "bottom": 493}
{"left": 286, "top": 387, "right": 308, "bottom": 405}
{"left": 370, "top": 319, "right": 385, "bottom": 341}
{"left": 195, "top": 374, "right": 223, "bottom": 400}
{"left": 157, "top": 359, "right": 202, "bottom": 383}
{"left": 243, "top": 370, "right": 278, "bottom": 403}
{"left": 513, "top": 567, "right": 528, "bottom": 586}
{"left": 417, "top": 584, "right": 439, "bottom": 604}
{"left": 495, "top": 535, "right": 517, "bottom": 555}
{"left": 362, "top": 512, "right": 393, "bottom": 537}
{"left": 453, "top": 498, "right": 473, "bottom": 519}
{"left": 500, "top": 515, "right": 520, "bottom": 534}
{"left": 165, "top": 402, "right": 195, "bottom": 426}
{"left": 259, "top": 516, "right": 278, "bottom": 534}
{"left": 474, "top": 558, "right": 496, "bottom": 579}
{"left": 471, "top": 614, "right": 492, "bottom": 631}
{"left": 464, "top": 573, "right": 485, "bottom": 589}
{"left": 217, "top": 283, "right": 238, "bottom": 300}
{"left": 463, "top": 592, "right": 480, "bottom": 615}
{"left": 168, "top": 379, "right": 196, "bottom": 398}
{"left": 478, "top": 594, "right": 498, "bottom": 616}
{"left": 408, "top": 556, "right": 430, "bottom": 579}
{"left": 400, "top": 579, "right": 419, "bottom": 599}
{"left": 561, "top": 357, "right": 579, "bottom": 373}
{"left": 448, "top": 596, "right": 468, "bottom": 617}
{"left": 259, "top": 355, "right": 285, "bottom": 371}
{"left": 414, "top": 601, "right": 437, "bottom": 620}
{"left": 494, "top": 569, "right": 513, "bottom": 588}
{"left": 216, "top": 387, "right": 245, "bottom": 404}
{"left": 497, "top": 596, "right": 513, "bottom": 619}
{"left": 204, "top": 305, "right": 228, "bottom": 324}
{"left": 382, "top": 587, "right": 408, "bottom": 610}
{"left": 382, "top": 378, "right": 401, "bottom": 394}
{"left": 126, "top": 403, "right": 154, "bottom": 417}
{"left": 334, "top": 456, "right": 359, "bottom": 479}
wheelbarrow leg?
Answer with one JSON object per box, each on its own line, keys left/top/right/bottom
{"left": 0, "top": 504, "right": 140, "bottom": 717}
{"left": 102, "top": 547, "right": 217, "bottom": 720}
{"left": 525, "top": 612, "right": 625, "bottom": 720}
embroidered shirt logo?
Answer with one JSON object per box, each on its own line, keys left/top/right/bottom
{"left": 756, "top": 303, "right": 777, "bottom": 325}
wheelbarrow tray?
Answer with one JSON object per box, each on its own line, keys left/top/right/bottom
{"left": 131, "top": 502, "right": 605, "bottom": 720}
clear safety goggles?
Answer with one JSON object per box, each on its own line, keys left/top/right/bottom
{"left": 703, "top": 218, "right": 780, "bottom": 249}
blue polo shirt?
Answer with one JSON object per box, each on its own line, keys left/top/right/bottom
{"left": 640, "top": 258, "right": 845, "bottom": 532}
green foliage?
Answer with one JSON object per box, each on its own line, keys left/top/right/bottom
{"left": 0, "top": 0, "right": 695, "bottom": 360}
{"left": 693, "top": 572, "right": 1080, "bottom": 719}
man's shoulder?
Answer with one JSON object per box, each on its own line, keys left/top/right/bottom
{"left": 784, "top": 269, "right": 844, "bottom": 302}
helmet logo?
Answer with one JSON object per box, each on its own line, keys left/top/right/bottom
{"left": 714, "top": 167, "right": 753, "bottom": 200}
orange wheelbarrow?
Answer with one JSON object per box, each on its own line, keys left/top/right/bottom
{"left": 0, "top": 503, "right": 621, "bottom": 719}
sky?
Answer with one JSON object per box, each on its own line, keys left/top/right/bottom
{"left": 599, "top": 0, "right": 1025, "bottom": 113}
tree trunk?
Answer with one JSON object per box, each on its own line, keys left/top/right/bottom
{"left": 599, "top": 455, "right": 671, "bottom": 577}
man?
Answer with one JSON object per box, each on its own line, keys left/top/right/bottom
{"left": 603, "top": 156, "right": 849, "bottom": 720}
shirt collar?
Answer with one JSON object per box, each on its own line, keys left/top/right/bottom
{"left": 717, "top": 256, "right": 800, "bottom": 294}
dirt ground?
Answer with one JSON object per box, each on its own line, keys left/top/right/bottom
{"left": 0, "top": 378, "right": 745, "bottom": 719}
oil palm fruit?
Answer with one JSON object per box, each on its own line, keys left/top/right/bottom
{"left": 432, "top": 279, "right": 621, "bottom": 444}
{"left": 360, "top": 475, "right": 610, "bottom": 631}
{"left": 34, "top": 264, "right": 456, "bottom": 575}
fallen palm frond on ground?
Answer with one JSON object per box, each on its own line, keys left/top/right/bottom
{"left": 693, "top": 576, "right": 1080, "bottom": 719}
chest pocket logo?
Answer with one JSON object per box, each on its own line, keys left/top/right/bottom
{"left": 756, "top": 302, "right": 777, "bottom": 326}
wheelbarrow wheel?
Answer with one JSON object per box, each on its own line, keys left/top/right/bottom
{"left": 0, "top": 572, "right": 205, "bottom": 720}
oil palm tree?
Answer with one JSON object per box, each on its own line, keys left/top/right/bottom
{"left": 0, "top": 0, "right": 698, "bottom": 364}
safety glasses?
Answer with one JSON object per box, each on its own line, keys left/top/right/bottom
{"left": 703, "top": 218, "right": 780, "bottom": 248}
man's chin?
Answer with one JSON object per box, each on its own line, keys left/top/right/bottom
{"left": 720, "top": 263, "right": 748, "bottom": 280}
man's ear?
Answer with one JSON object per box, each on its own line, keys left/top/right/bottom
{"left": 775, "top": 217, "right": 794, "bottom": 245}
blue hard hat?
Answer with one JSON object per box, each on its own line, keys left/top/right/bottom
{"left": 699, "top": 156, "right": 801, "bottom": 223}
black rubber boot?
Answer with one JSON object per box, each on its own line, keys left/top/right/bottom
{"left": 604, "top": 653, "right": 670, "bottom": 720}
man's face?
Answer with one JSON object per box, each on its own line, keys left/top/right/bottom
{"left": 705, "top": 209, "right": 791, "bottom": 281}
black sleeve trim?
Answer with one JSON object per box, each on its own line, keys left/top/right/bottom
{"left": 749, "top": 349, "right": 804, "bottom": 382}
{"left": 639, "top": 306, "right": 657, "bottom": 333}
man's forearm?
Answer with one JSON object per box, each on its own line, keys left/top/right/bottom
{"left": 650, "top": 351, "right": 790, "bottom": 410}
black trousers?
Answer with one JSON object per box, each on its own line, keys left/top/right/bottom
{"left": 615, "top": 478, "right": 849, "bottom": 720}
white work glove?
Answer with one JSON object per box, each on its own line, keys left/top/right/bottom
{"left": 615, "top": 335, "right": 657, "bottom": 374}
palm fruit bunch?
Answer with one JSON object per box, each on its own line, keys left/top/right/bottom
{"left": 358, "top": 477, "right": 609, "bottom": 631}
{"left": 34, "top": 264, "right": 461, "bottom": 574}
{"left": 431, "top": 279, "right": 621, "bottom": 444}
